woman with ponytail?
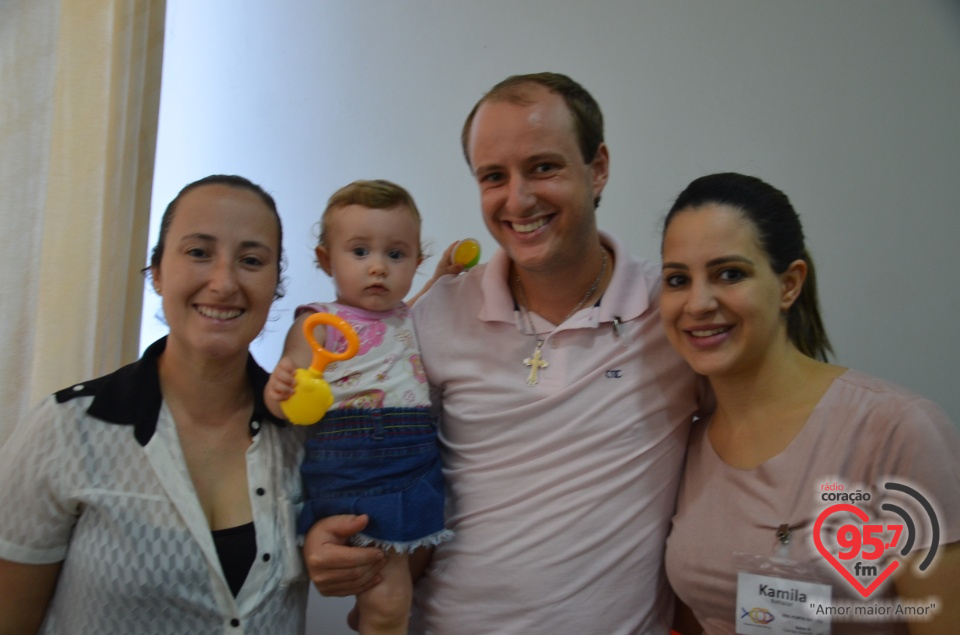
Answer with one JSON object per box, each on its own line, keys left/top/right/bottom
{"left": 659, "top": 173, "right": 959, "bottom": 634}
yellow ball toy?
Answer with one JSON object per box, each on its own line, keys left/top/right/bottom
{"left": 451, "top": 238, "right": 481, "bottom": 269}
{"left": 280, "top": 312, "right": 360, "bottom": 425}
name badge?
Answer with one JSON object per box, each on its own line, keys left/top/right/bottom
{"left": 736, "top": 572, "right": 832, "bottom": 634}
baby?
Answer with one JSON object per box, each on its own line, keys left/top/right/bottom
{"left": 265, "top": 179, "right": 453, "bottom": 635}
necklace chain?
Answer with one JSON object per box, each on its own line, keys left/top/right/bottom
{"left": 514, "top": 247, "right": 608, "bottom": 385}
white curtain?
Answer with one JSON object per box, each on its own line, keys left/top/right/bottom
{"left": 0, "top": 0, "right": 165, "bottom": 441}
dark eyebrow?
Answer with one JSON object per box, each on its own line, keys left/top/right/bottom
{"left": 240, "top": 240, "right": 273, "bottom": 253}
{"left": 472, "top": 163, "right": 502, "bottom": 177}
{"left": 527, "top": 152, "right": 564, "bottom": 163}
{"left": 179, "top": 233, "right": 215, "bottom": 243}
{"left": 474, "top": 151, "right": 565, "bottom": 175}
{"left": 706, "top": 255, "right": 753, "bottom": 267}
{"left": 662, "top": 255, "right": 754, "bottom": 270}
{"left": 179, "top": 234, "right": 273, "bottom": 254}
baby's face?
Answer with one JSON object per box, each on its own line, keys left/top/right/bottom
{"left": 318, "top": 204, "right": 422, "bottom": 312}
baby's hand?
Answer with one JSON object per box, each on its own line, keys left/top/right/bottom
{"left": 265, "top": 357, "right": 299, "bottom": 419}
{"left": 437, "top": 241, "right": 468, "bottom": 278}
{"left": 409, "top": 241, "right": 468, "bottom": 306}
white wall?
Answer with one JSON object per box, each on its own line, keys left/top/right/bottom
{"left": 142, "top": 2, "right": 960, "bottom": 631}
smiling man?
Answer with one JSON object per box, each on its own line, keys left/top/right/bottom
{"left": 306, "top": 73, "right": 702, "bottom": 634}
{"left": 405, "top": 73, "right": 701, "bottom": 634}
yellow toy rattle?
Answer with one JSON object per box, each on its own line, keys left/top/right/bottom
{"left": 280, "top": 312, "right": 360, "bottom": 425}
{"left": 451, "top": 238, "right": 481, "bottom": 269}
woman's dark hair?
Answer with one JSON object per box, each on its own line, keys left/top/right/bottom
{"left": 146, "top": 174, "right": 286, "bottom": 299}
{"left": 664, "top": 172, "right": 832, "bottom": 361}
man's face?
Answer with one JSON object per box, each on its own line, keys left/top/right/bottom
{"left": 466, "top": 85, "right": 609, "bottom": 277}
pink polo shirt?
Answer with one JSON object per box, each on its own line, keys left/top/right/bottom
{"left": 411, "top": 232, "right": 701, "bottom": 634}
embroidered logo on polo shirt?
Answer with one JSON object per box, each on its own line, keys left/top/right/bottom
{"left": 605, "top": 370, "right": 623, "bottom": 378}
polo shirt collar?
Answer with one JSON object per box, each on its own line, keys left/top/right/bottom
{"left": 478, "top": 230, "right": 653, "bottom": 325}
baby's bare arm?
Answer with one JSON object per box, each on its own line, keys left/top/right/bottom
{"left": 408, "top": 242, "right": 464, "bottom": 306}
{"left": 264, "top": 312, "right": 327, "bottom": 419}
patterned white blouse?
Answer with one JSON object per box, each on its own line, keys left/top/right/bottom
{"left": 0, "top": 338, "right": 309, "bottom": 634}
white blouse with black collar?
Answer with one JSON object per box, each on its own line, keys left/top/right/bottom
{"left": 0, "top": 338, "right": 308, "bottom": 634}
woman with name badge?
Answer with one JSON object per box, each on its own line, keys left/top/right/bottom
{"left": 660, "top": 173, "right": 960, "bottom": 635}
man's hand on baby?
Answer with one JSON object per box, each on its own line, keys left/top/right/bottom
{"left": 303, "top": 515, "right": 387, "bottom": 597}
